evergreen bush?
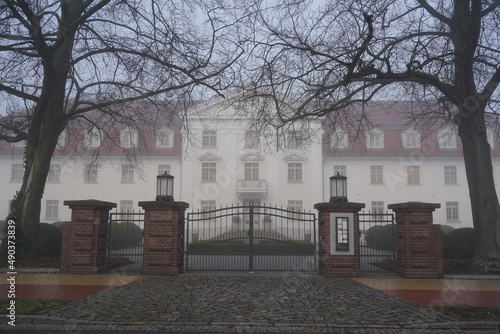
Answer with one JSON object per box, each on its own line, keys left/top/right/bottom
{"left": 365, "top": 224, "right": 395, "bottom": 251}
{"left": 109, "top": 222, "right": 143, "bottom": 250}
{"left": 442, "top": 227, "right": 475, "bottom": 260}
{"left": 36, "top": 223, "right": 62, "bottom": 258}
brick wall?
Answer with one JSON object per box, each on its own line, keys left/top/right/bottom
{"left": 315, "top": 202, "right": 365, "bottom": 277}
{"left": 60, "top": 200, "right": 116, "bottom": 274}
{"left": 388, "top": 202, "right": 443, "bottom": 279}
{"left": 138, "top": 201, "right": 189, "bottom": 275}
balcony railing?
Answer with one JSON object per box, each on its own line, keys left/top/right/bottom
{"left": 237, "top": 180, "right": 267, "bottom": 193}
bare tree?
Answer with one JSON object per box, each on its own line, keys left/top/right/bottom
{"left": 0, "top": 0, "right": 242, "bottom": 260}
{"left": 237, "top": 0, "right": 500, "bottom": 273}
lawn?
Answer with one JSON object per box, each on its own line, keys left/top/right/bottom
{"left": 0, "top": 298, "right": 67, "bottom": 315}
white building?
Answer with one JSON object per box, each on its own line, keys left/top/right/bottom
{"left": 1, "top": 101, "right": 498, "bottom": 229}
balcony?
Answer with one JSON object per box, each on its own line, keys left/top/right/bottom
{"left": 237, "top": 180, "right": 267, "bottom": 194}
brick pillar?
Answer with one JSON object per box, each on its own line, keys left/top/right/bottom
{"left": 138, "top": 201, "right": 189, "bottom": 275}
{"left": 60, "top": 200, "right": 116, "bottom": 274}
{"left": 388, "top": 202, "right": 443, "bottom": 279}
{"left": 314, "top": 202, "right": 365, "bottom": 277}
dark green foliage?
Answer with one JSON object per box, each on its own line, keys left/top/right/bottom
{"left": 36, "top": 223, "right": 62, "bottom": 258}
{"left": 441, "top": 225, "right": 455, "bottom": 235}
{"left": 109, "top": 222, "right": 143, "bottom": 250}
{"left": 442, "top": 227, "right": 475, "bottom": 260}
{"left": 365, "top": 224, "right": 395, "bottom": 251}
{"left": 51, "top": 221, "right": 64, "bottom": 230}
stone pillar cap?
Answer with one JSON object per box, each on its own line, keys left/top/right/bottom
{"left": 388, "top": 202, "right": 441, "bottom": 210}
{"left": 138, "top": 201, "right": 189, "bottom": 209}
{"left": 63, "top": 199, "right": 117, "bottom": 208}
{"left": 314, "top": 202, "right": 365, "bottom": 210}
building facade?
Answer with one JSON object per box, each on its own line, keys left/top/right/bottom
{"left": 1, "top": 101, "right": 498, "bottom": 229}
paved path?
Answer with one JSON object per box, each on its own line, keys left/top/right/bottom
{"left": 354, "top": 277, "right": 500, "bottom": 307}
{"left": 0, "top": 274, "right": 143, "bottom": 300}
{"left": 1, "top": 273, "right": 499, "bottom": 332}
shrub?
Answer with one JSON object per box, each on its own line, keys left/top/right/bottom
{"left": 365, "top": 224, "right": 395, "bottom": 251}
{"left": 51, "top": 221, "right": 64, "bottom": 230}
{"left": 441, "top": 225, "right": 455, "bottom": 235}
{"left": 36, "top": 223, "right": 62, "bottom": 258}
{"left": 442, "top": 227, "right": 475, "bottom": 260}
{"left": 109, "top": 222, "right": 143, "bottom": 250}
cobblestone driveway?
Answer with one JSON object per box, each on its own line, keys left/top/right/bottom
{"left": 11, "top": 273, "right": 474, "bottom": 332}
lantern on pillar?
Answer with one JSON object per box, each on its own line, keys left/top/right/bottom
{"left": 330, "top": 172, "right": 347, "bottom": 202}
{"left": 156, "top": 172, "right": 174, "bottom": 201}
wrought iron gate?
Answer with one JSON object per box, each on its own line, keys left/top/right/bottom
{"left": 185, "top": 204, "right": 317, "bottom": 272}
{"left": 108, "top": 211, "right": 144, "bottom": 272}
{"left": 359, "top": 211, "right": 396, "bottom": 272}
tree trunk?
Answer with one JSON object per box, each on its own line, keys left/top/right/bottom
{"left": 2, "top": 0, "right": 84, "bottom": 261}
{"left": 457, "top": 107, "right": 500, "bottom": 274}
{"left": 8, "top": 79, "right": 66, "bottom": 260}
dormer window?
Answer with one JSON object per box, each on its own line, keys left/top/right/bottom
{"left": 438, "top": 127, "right": 457, "bottom": 149}
{"left": 331, "top": 129, "right": 348, "bottom": 150}
{"left": 85, "top": 128, "right": 101, "bottom": 148}
{"left": 121, "top": 128, "right": 138, "bottom": 148}
{"left": 366, "top": 128, "right": 384, "bottom": 149}
{"left": 156, "top": 127, "right": 174, "bottom": 148}
{"left": 402, "top": 129, "right": 421, "bottom": 149}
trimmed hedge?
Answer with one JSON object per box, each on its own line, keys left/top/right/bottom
{"left": 365, "top": 224, "right": 395, "bottom": 251}
{"left": 36, "top": 223, "right": 62, "bottom": 258}
{"left": 109, "top": 222, "right": 143, "bottom": 250}
{"left": 442, "top": 227, "right": 475, "bottom": 260}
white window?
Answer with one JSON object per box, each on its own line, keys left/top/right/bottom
{"left": 45, "top": 200, "right": 59, "bottom": 220}
{"left": 370, "top": 166, "right": 383, "bottom": 184}
{"left": 407, "top": 166, "right": 420, "bottom": 184}
{"left": 12, "top": 140, "right": 26, "bottom": 148}
{"left": 366, "top": 129, "right": 384, "bottom": 149}
{"left": 333, "top": 165, "right": 346, "bottom": 177}
{"left": 120, "top": 128, "right": 138, "bottom": 148}
{"left": 158, "top": 164, "right": 171, "bottom": 175}
{"left": 331, "top": 129, "right": 348, "bottom": 150}
{"left": 371, "top": 201, "right": 385, "bottom": 216}
{"left": 287, "top": 200, "right": 303, "bottom": 220}
{"left": 487, "top": 129, "right": 495, "bottom": 149}
{"left": 47, "top": 164, "right": 62, "bottom": 182}
{"left": 438, "top": 128, "right": 457, "bottom": 149}
{"left": 120, "top": 200, "right": 134, "bottom": 220}
{"left": 120, "top": 200, "right": 133, "bottom": 213}
{"left": 402, "top": 129, "right": 421, "bottom": 149}
{"left": 57, "top": 130, "right": 67, "bottom": 149}
{"left": 202, "top": 130, "right": 217, "bottom": 148}
{"left": 446, "top": 202, "right": 459, "bottom": 221}
{"left": 287, "top": 131, "right": 305, "bottom": 150}
{"left": 121, "top": 165, "right": 134, "bottom": 183}
{"left": 84, "top": 164, "right": 98, "bottom": 183}
{"left": 244, "top": 130, "right": 260, "bottom": 149}
{"left": 156, "top": 128, "right": 174, "bottom": 148}
{"left": 244, "top": 162, "right": 259, "bottom": 181}
{"left": 201, "top": 200, "right": 216, "bottom": 219}
{"left": 85, "top": 128, "right": 101, "bottom": 148}
{"left": 201, "top": 162, "right": 217, "bottom": 182}
{"left": 444, "top": 166, "right": 457, "bottom": 184}
{"left": 287, "top": 163, "right": 302, "bottom": 182}
{"left": 11, "top": 164, "right": 23, "bottom": 182}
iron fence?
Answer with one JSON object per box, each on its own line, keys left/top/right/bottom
{"left": 108, "top": 210, "right": 144, "bottom": 272}
{"left": 185, "top": 204, "right": 318, "bottom": 272}
{"left": 359, "top": 211, "right": 396, "bottom": 272}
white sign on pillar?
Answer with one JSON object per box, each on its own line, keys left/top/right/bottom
{"left": 330, "top": 213, "right": 354, "bottom": 255}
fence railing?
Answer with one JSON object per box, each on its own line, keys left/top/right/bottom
{"left": 108, "top": 211, "right": 144, "bottom": 272}
{"left": 358, "top": 211, "right": 396, "bottom": 272}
